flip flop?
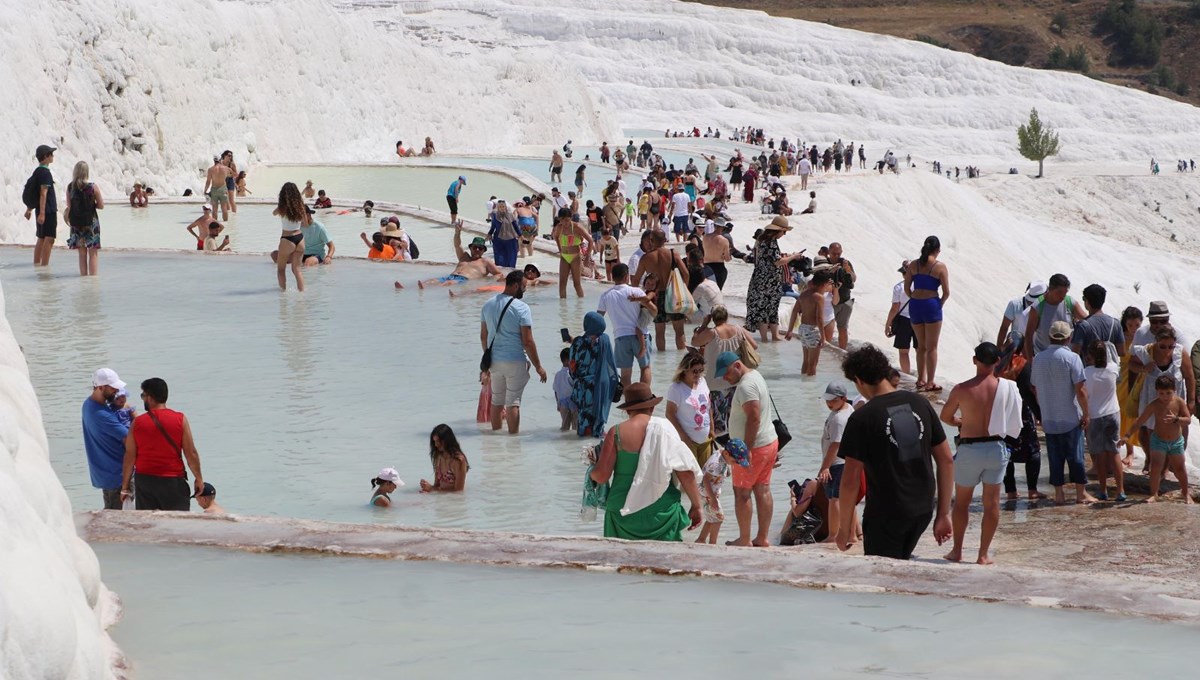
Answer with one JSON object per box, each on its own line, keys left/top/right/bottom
{"left": 915, "top": 381, "right": 928, "bottom": 392}
{"left": 925, "top": 384, "right": 944, "bottom": 392}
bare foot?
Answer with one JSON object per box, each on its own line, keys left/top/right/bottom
{"left": 943, "top": 550, "right": 962, "bottom": 563}
{"left": 821, "top": 536, "right": 838, "bottom": 544}
{"left": 1077, "top": 494, "right": 1099, "bottom": 504}
{"left": 751, "top": 539, "right": 771, "bottom": 547}
{"left": 1146, "top": 495, "right": 1158, "bottom": 503}
{"left": 417, "top": 280, "right": 425, "bottom": 290}
{"left": 1184, "top": 494, "right": 1195, "bottom": 505}
{"left": 725, "top": 539, "right": 751, "bottom": 547}
{"left": 448, "top": 289, "right": 457, "bottom": 297}
{"left": 394, "top": 281, "right": 404, "bottom": 289}
{"left": 976, "top": 555, "right": 995, "bottom": 566}
{"left": 1028, "top": 490, "right": 1047, "bottom": 500}
{"left": 1005, "top": 492, "right": 1019, "bottom": 501}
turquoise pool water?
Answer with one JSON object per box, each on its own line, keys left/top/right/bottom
{"left": 95, "top": 543, "right": 1197, "bottom": 679}
{"left": 3, "top": 250, "right": 852, "bottom": 535}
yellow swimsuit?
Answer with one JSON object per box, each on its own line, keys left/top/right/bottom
{"left": 559, "top": 234, "right": 580, "bottom": 263}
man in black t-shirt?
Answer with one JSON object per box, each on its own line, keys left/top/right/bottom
{"left": 26, "top": 144, "right": 58, "bottom": 267}
{"left": 836, "top": 345, "right": 954, "bottom": 559}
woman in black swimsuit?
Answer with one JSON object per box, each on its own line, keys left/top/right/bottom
{"left": 273, "top": 182, "right": 310, "bottom": 292}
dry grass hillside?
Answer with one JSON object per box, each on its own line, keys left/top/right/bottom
{"left": 688, "top": 0, "right": 1200, "bottom": 103}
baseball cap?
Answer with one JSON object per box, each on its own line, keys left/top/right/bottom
{"left": 822, "top": 382, "right": 848, "bottom": 400}
{"left": 715, "top": 351, "right": 740, "bottom": 378}
{"left": 35, "top": 144, "right": 56, "bottom": 161}
{"left": 92, "top": 368, "right": 126, "bottom": 391}
{"left": 458, "top": 175, "right": 467, "bottom": 184}
{"left": 1049, "top": 320, "right": 1072, "bottom": 341}
{"left": 897, "top": 260, "right": 909, "bottom": 274}
{"left": 202, "top": 205, "right": 212, "bottom": 212}
{"left": 1024, "top": 281, "right": 1048, "bottom": 304}
{"left": 973, "top": 342, "right": 1001, "bottom": 365}
{"left": 376, "top": 467, "right": 405, "bottom": 486}
{"left": 723, "top": 438, "right": 751, "bottom": 467}
{"left": 193, "top": 482, "right": 216, "bottom": 498}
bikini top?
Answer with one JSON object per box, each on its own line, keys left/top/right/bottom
{"left": 911, "top": 272, "right": 940, "bottom": 292}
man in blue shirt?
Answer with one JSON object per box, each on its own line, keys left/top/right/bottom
{"left": 446, "top": 175, "right": 467, "bottom": 225}
{"left": 1030, "top": 321, "right": 1096, "bottom": 505}
{"left": 81, "top": 368, "right": 130, "bottom": 509}
{"left": 481, "top": 270, "right": 547, "bottom": 434}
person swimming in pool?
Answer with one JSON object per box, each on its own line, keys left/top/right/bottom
{"left": 551, "top": 207, "right": 595, "bottom": 299}
{"left": 186, "top": 206, "right": 218, "bottom": 250}
{"left": 449, "top": 264, "right": 553, "bottom": 297}
{"left": 369, "top": 467, "right": 404, "bottom": 508}
{"left": 516, "top": 199, "right": 539, "bottom": 259}
{"left": 400, "top": 223, "right": 502, "bottom": 289}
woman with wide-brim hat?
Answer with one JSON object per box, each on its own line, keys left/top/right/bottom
{"left": 589, "top": 383, "right": 704, "bottom": 541}
{"left": 745, "top": 215, "right": 803, "bottom": 342}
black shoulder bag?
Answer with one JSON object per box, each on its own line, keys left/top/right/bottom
{"left": 768, "top": 394, "right": 792, "bottom": 451}
{"left": 480, "top": 296, "right": 518, "bottom": 372}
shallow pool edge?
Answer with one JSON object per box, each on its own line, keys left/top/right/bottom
{"left": 80, "top": 510, "right": 1200, "bottom": 625}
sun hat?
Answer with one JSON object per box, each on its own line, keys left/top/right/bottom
{"left": 1148, "top": 300, "right": 1170, "bottom": 319}
{"left": 380, "top": 225, "right": 406, "bottom": 240}
{"left": 822, "top": 382, "right": 848, "bottom": 400}
{"left": 376, "top": 467, "right": 405, "bottom": 486}
{"left": 1049, "top": 320, "right": 1072, "bottom": 341}
{"left": 764, "top": 215, "right": 791, "bottom": 232}
{"left": 92, "top": 368, "right": 126, "bottom": 391}
{"left": 1024, "top": 281, "right": 1048, "bottom": 304}
{"left": 469, "top": 237, "right": 488, "bottom": 251}
{"left": 715, "top": 351, "right": 741, "bottom": 379}
{"left": 616, "top": 382, "right": 663, "bottom": 411}
{"left": 723, "top": 438, "right": 751, "bottom": 467}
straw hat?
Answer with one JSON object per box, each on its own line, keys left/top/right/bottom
{"left": 616, "top": 382, "right": 663, "bottom": 411}
{"left": 380, "top": 225, "right": 406, "bottom": 240}
{"left": 764, "top": 215, "right": 792, "bottom": 232}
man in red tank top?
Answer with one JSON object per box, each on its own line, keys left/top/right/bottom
{"left": 120, "top": 377, "right": 205, "bottom": 511}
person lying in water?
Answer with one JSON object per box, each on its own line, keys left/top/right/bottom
{"left": 448, "top": 264, "right": 553, "bottom": 297}
{"left": 396, "top": 223, "right": 502, "bottom": 289}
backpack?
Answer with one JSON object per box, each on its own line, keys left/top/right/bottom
{"left": 1035, "top": 294, "right": 1072, "bottom": 319}
{"left": 407, "top": 235, "right": 420, "bottom": 260}
{"left": 67, "top": 184, "right": 97, "bottom": 227}
{"left": 22, "top": 172, "right": 40, "bottom": 210}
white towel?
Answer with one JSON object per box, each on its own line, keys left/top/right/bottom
{"left": 621, "top": 417, "right": 703, "bottom": 516}
{"left": 988, "top": 378, "right": 1024, "bottom": 439}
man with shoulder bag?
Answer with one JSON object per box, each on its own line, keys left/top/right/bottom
{"left": 121, "top": 377, "right": 205, "bottom": 511}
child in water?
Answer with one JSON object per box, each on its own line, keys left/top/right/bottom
{"left": 111, "top": 389, "right": 136, "bottom": 428}
{"left": 369, "top": 467, "right": 404, "bottom": 508}
{"left": 696, "top": 439, "right": 748, "bottom": 544}
{"left": 601, "top": 226, "right": 620, "bottom": 281}
{"left": 420, "top": 425, "right": 469, "bottom": 493}
{"left": 1121, "top": 374, "right": 1193, "bottom": 504}
{"left": 554, "top": 348, "right": 577, "bottom": 431}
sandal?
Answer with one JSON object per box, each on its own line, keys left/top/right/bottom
{"left": 925, "top": 384, "right": 944, "bottom": 393}
{"left": 915, "top": 381, "right": 928, "bottom": 392}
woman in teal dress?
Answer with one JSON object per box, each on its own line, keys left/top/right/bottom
{"left": 589, "top": 383, "right": 703, "bottom": 541}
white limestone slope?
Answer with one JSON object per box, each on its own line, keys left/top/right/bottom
{"left": 0, "top": 0, "right": 615, "bottom": 241}
{"left": 0, "top": 282, "right": 123, "bottom": 678}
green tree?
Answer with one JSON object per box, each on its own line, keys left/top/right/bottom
{"left": 1017, "top": 108, "right": 1061, "bottom": 178}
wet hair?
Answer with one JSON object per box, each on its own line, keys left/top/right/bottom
{"left": 671, "top": 350, "right": 706, "bottom": 384}
{"left": 429, "top": 424, "right": 464, "bottom": 464}
{"left": 364, "top": 200, "right": 375, "bottom": 209}
{"left": 1048, "top": 273, "right": 1070, "bottom": 290}
{"left": 919, "top": 235, "right": 940, "bottom": 267}
{"left": 370, "top": 476, "right": 392, "bottom": 489}
{"left": 1155, "top": 374, "right": 1177, "bottom": 391}
{"left": 274, "top": 182, "right": 307, "bottom": 222}
{"left": 1121, "top": 306, "right": 1143, "bottom": 328}
{"left": 1154, "top": 324, "right": 1177, "bottom": 342}
{"left": 612, "top": 263, "right": 629, "bottom": 281}
{"left": 317, "top": 189, "right": 326, "bottom": 197}
{"left": 141, "top": 377, "right": 169, "bottom": 404}
{"left": 1088, "top": 340, "right": 1108, "bottom": 369}
{"left": 842, "top": 345, "right": 893, "bottom": 386}
{"left": 372, "top": 232, "right": 384, "bottom": 249}
{"left": 560, "top": 347, "right": 571, "bottom": 363}
{"left": 71, "top": 161, "right": 90, "bottom": 192}
{"left": 711, "top": 305, "right": 729, "bottom": 324}
{"left": 1082, "top": 283, "right": 1106, "bottom": 309}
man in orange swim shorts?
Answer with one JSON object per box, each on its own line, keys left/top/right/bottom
{"left": 716, "top": 351, "right": 779, "bottom": 547}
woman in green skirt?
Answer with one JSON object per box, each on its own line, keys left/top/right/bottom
{"left": 590, "top": 383, "right": 703, "bottom": 541}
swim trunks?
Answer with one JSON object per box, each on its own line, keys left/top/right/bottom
{"left": 908, "top": 297, "right": 943, "bottom": 324}
{"left": 953, "top": 439, "right": 1009, "bottom": 486}
{"left": 798, "top": 324, "right": 822, "bottom": 348}
{"left": 1150, "top": 432, "right": 1186, "bottom": 456}
{"left": 210, "top": 185, "right": 228, "bottom": 202}
{"left": 439, "top": 274, "right": 468, "bottom": 284}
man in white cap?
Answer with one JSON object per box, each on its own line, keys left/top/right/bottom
{"left": 82, "top": 368, "right": 130, "bottom": 509}
{"left": 996, "top": 280, "right": 1046, "bottom": 347}
{"left": 885, "top": 260, "right": 917, "bottom": 374}
{"left": 818, "top": 381, "right": 856, "bottom": 544}
{"left": 1030, "top": 320, "right": 1096, "bottom": 505}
